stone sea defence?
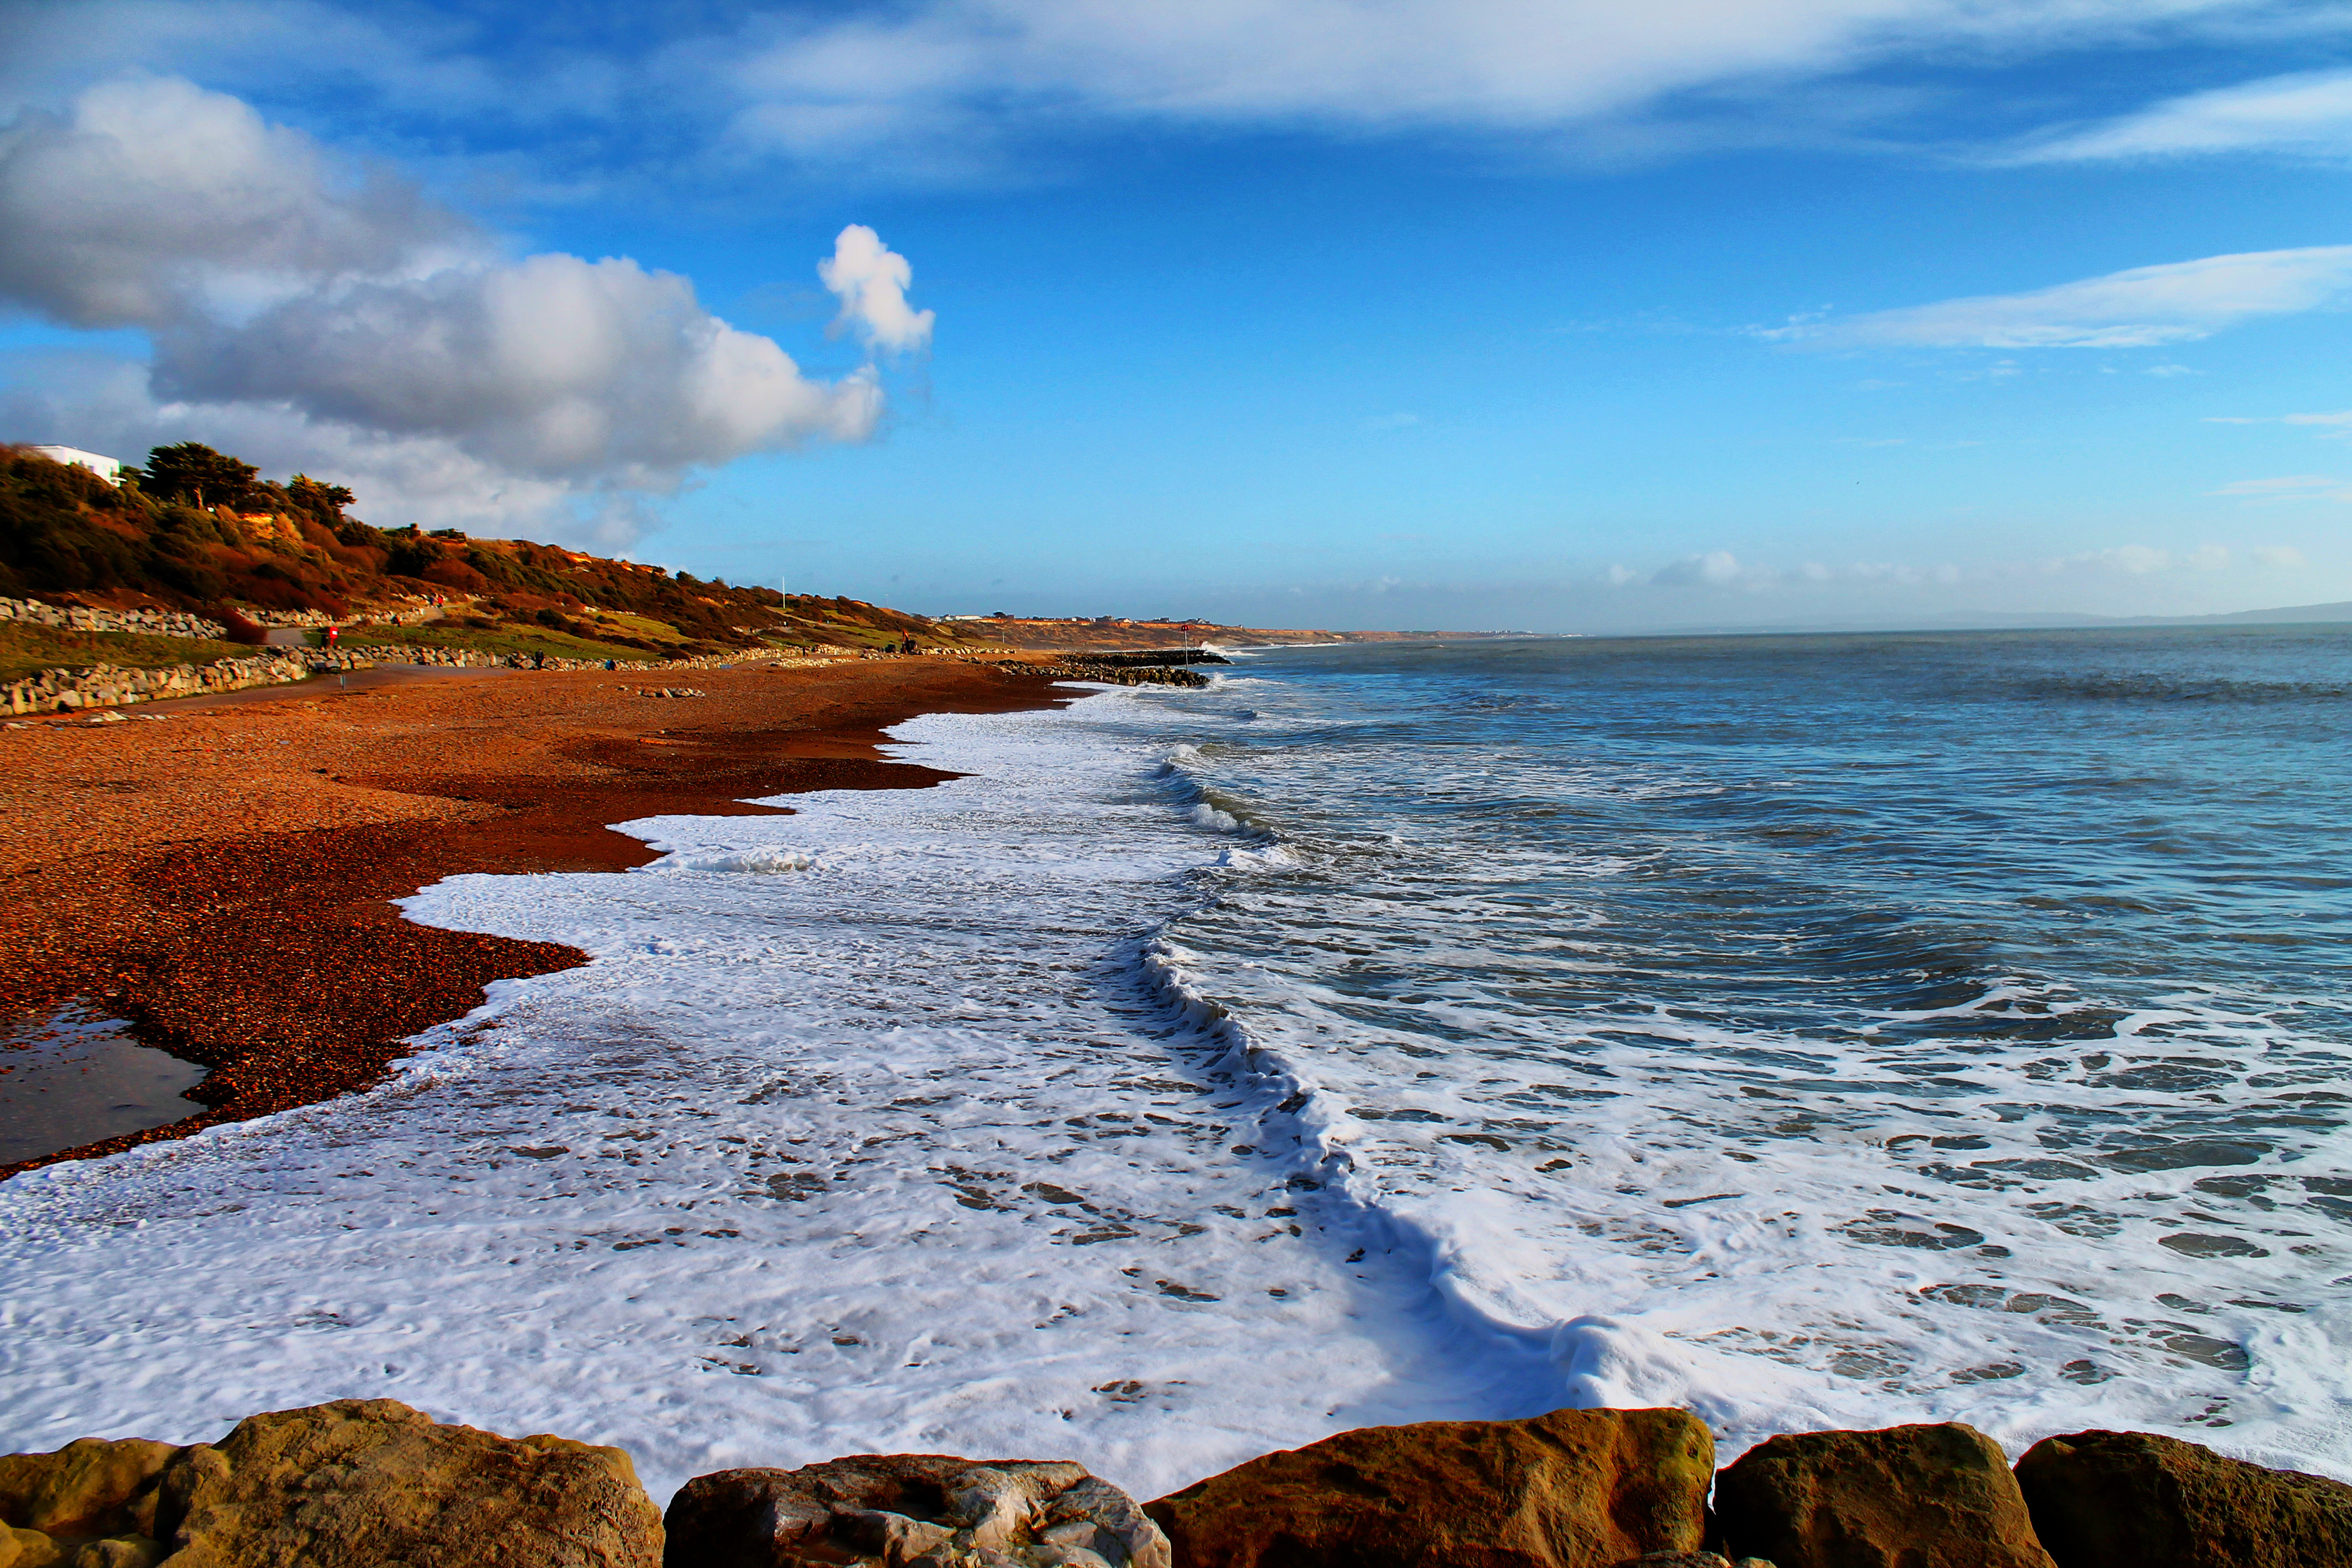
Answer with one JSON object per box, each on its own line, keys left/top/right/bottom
{"left": 0, "top": 595, "right": 230, "bottom": 641}
{"left": 8, "top": 1404, "right": 2348, "bottom": 1568}
{"left": 1036, "top": 658, "right": 1211, "bottom": 688}
{"left": 1145, "top": 1407, "right": 1716, "bottom": 1568}
{"left": 666, "top": 1453, "right": 1172, "bottom": 1568}
{"left": 0, "top": 1400, "right": 661, "bottom": 1568}
{"left": 2, "top": 643, "right": 848, "bottom": 715}
{"left": 3, "top": 651, "right": 313, "bottom": 714}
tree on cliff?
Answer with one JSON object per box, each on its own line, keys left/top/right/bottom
{"left": 286, "top": 475, "right": 356, "bottom": 524}
{"left": 143, "top": 443, "right": 259, "bottom": 512}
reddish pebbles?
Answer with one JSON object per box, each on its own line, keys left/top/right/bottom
{"left": 0, "top": 658, "right": 1068, "bottom": 1179}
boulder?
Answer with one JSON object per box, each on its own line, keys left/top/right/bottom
{"left": 2014, "top": 1429, "right": 2352, "bottom": 1567}
{"left": 4, "top": 1400, "right": 661, "bottom": 1568}
{"left": 0, "top": 1439, "right": 177, "bottom": 1542}
{"left": 152, "top": 1398, "right": 661, "bottom": 1567}
{"left": 1142, "top": 1406, "right": 1714, "bottom": 1568}
{"left": 1714, "top": 1424, "right": 2052, "bottom": 1568}
{"left": 0, "top": 1437, "right": 178, "bottom": 1568}
{"left": 663, "top": 1454, "right": 1170, "bottom": 1568}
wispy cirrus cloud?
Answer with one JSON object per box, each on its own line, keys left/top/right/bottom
{"left": 2003, "top": 67, "right": 2352, "bottom": 164}
{"left": 2205, "top": 474, "right": 2352, "bottom": 502}
{"left": 3, "top": 0, "right": 2337, "bottom": 182}
{"left": 2207, "top": 409, "right": 2352, "bottom": 433}
{"left": 1765, "top": 246, "right": 2352, "bottom": 350}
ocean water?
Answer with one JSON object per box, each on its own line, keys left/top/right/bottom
{"left": 0, "top": 1006, "right": 208, "bottom": 1164}
{"left": 1, "top": 626, "right": 2347, "bottom": 1498}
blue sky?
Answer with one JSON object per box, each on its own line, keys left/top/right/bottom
{"left": 4, "top": 2, "right": 2351, "bottom": 630}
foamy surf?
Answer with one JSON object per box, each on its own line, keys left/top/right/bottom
{"left": 3, "top": 628, "right": 2348, "bottom": 1500}
{"left": 0, "top": 691, "right": 1555, "bottom": 1504}
{"left": 1118, "top": 633, "right": 2352, "bottom": 1482}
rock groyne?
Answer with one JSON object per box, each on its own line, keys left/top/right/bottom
{"left": 1035, "top": 658, "right": 1211, "bottom": 688}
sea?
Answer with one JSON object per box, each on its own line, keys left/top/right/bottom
{"left": 2, "top": 625, "right": 2348, "bottom": 1500}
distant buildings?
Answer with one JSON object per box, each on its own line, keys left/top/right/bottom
{"left": 30, "top": 445, "right": 121, "bottom": 484}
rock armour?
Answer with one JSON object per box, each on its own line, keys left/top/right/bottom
{"left": 1144, "top": 1406, "right": 1716, "bottom": 1568}
{"left": 0, "top": 596, "right": 227, "bottom": 641}
{"left": 0, "top": 1399, "right": 661, "bottom": 1568}
{"left": 663, "top": 1453, "right": 1171, "bottom": 1568}
{"left": 1713, "top": 1424, "right": 2055, "bottom": 1568}
{"left": 2014, "top": 1429, "right": 2352, "bottom": 1567}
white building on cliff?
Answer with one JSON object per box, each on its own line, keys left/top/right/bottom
{"left": 29, "top": 445, "right": 121, "bottom": 484}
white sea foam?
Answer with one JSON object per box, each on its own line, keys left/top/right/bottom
{"left": 1129, "top": 668, "right": 2352, "bottom": 1482}
{"left": 658, "top": 845, "right": 819, "bottom": 874}
{"left": 4, "top": 662, "right": 2348, "bottom": 1501}
{"left": 0, "top": 692, "right": 1549, "bottom": 1503}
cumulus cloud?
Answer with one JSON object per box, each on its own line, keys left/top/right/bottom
{"left": 819, "top": 225, "right": 935, "bottom": 353}
{"left": 151, "top": 253, "right": 885, "bottom": 476}
{"left": 0, "top": 77, "right": 473, "bottom": 328}
{"left": 0, "top": 346, "right": 587, "bottom": 536}
{"left": 1652, "top": 549, "right": 1748, "bottom": 587}
{"left": 0, "top": 78, "right": 928, "bottom": 541}
{"left": 1768, "top": 246, "right": 2352, "bottom": 350}
{"left": 2005, "top": 67, "right": 2352, "bottom": 164}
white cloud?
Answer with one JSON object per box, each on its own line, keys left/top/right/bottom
{"left": 2254, "top": 543, "right": 2311, "bottom": 567}
{"left": 151, "top": 252, "right": 885, "bottom": 476}
{"left": 2006, "top": 67, "right": 2352, "bottom": 164}
{"left": 2203, "top": 473, "right": 2352, "bottom": 503}
{"left": 2203, "top": 409, "right": 2352, "bottom": 432}
{"left": 2044, "top": 545, "right": 2188, "bottom": 574}
{"left": 707, "top": 0, "right": 2282, "bottom": 154}
{"left": 820, "top": 224, "right": 935, "bottom": 353}
{"left": 1652, "top": 549, "right": 1749, "bottom": 587}
{"left": 0, "top": 77, "right": 475, "bottom": 329}
{"left": 2, "top": 0, "right": 2333, "bottom": 183}
{"left": 0, "top": 347, "right": 587, "bottom": 537}
{"left": 0, "top": 79, "right": 928, "bottom": 538}
{"left": 1768, "top": 246, "right": 2352, "bottom": 350}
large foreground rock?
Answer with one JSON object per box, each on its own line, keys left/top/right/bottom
{"left": 1142, "top": 1407, "right": 1714, "bottom": 1568}
{"left": 0, "top": 1399, "right": 661, "bottom": 1568}
{"left": 1713, "top": 1424, "right": 2052, "bottom": 1568}
{"left": 665, "top": 1454, "right": 1169, "bottom": 1568}
{"left": 2015, "top": 1429, "right": 2352, "bottom": 1567}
